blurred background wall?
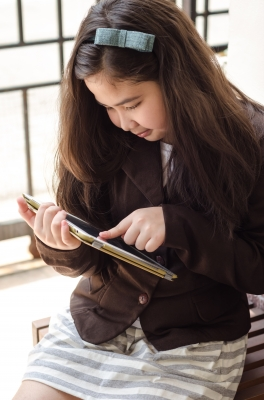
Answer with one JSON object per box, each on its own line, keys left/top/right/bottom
{"left": 227, "top": 0, "right": 264, "bottom": 104}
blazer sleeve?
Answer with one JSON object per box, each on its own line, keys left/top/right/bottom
{"left": 36, "top": 237, "right": 116, "bottom": 278}
{"left": 162, "top": 162, "right": 264, "bottom": 294}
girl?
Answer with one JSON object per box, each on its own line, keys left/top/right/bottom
{"left": 14, "top": 0, "right": 264, "bottom": 399}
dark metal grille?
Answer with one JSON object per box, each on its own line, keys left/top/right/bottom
{"left": 0, "top": 0, "right": 74, "bottom": 196}
{"left": 0, "top": 0, "right": 75, "bottom": 241}
{"left": 184, "top": 0, "right": 229, "bottom": 52}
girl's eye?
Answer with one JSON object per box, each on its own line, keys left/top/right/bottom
{"left": 104, "top": 102, "right": 140, "bottom": 111}
{"left": 126, "top": 103, "right": 140, "bottom": 110}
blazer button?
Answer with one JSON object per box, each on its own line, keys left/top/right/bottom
{"left": 139, "top": 293, "right": 148, "bottom": 305}
{"left": 156, "top": 255, "right": 165, "bottom": 266}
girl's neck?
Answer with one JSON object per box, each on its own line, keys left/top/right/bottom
{"left": 160, "top": 138, "right": 173, "bottom": 145}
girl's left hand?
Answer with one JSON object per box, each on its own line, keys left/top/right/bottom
{"left": 99, "top": 207, "right": 165, "bottom": 252}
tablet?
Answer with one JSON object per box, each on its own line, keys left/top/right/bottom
{"left": 22, "top": 193, "right": 177, "bottom": 281}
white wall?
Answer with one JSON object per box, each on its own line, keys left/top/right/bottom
{"left": 227, "top": 0, "right": 264, "bottom": 104}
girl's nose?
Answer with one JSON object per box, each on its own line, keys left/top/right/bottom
{"left": 119, "top": 114, "right": 138, "bottom": 132}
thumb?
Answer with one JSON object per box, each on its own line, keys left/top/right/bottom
{"left": 17, "top": 196, "right": 36, "bottom": 229}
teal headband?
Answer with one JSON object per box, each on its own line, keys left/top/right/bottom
{"left": 86, "top": 28, "right": 155, "bottom": 52}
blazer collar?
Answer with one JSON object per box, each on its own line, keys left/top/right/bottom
{"left": 122, "top": 138, "right": 165, "bottom": 206}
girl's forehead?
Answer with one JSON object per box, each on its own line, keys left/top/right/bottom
{"left": 85, "top": 73, "right": 145, "bottom": 99}
{"left": 85, "top": 73, "right": 136, "bottom": 89}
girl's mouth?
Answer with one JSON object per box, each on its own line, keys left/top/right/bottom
{"left": 136, "top": 129, "right": 151, "bottom": 138}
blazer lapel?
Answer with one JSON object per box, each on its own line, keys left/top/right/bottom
{"left": 122, "top": 138, "right": 164, "bottom": 206}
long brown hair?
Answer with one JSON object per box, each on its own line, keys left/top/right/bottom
{"left": 56, "top": 0, "right": 263, "bottom": 234}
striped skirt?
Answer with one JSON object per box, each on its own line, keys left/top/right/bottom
{"left": 23, "top": 307, "right": 247, "bottom": 400}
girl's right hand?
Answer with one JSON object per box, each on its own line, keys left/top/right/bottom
{"left": 17, "top": 196, "right": 81, "bottom": 251}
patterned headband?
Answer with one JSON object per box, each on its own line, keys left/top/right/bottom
{"left": 85, "top": 28, "right": 155, "bottom": 52}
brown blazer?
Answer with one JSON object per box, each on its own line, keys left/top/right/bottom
{"left": 37, "top": 108, "right": 264, "bottom": 351}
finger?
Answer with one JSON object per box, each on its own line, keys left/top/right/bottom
{"left": 122, "top": 224, "right": 141, "bottom": 246}
{"left": 99, "top": 216, "right": 132, "bottom": 239}
{"left": 17, "top": 196, "right": 36, "bottom": 229}
{"left": 61, "top": 220, "right": 81, "bottom": 249}
{"left": 134, "top": 230, "right": 152, "bottom": 251}
{"left": 145, "top": 234, "right": 164, "bottom": 253}
{"left": 50, "top": 210, "right": 68, "bottom": 246}
{"left": 34, "top": 203, "right": 58, "bottom": 240}
{"left": 42, "top": 205, "right": 61, "bottom": 237}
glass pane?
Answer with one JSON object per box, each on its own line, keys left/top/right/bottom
{"left": 207, "top": 14, "right": 229, "bottom": 46}
{"left": 0, "top": 0, "right": 19, "bottom": 45}
{"left": 176, "top": 0, "right": 183, "bottom": 8}
{"left": 22, "top": 0, "right": 58, "bottom": 42}
{"left": 0, "top": 91, "right": 27, "bottom": 221}
{"left": 0, "top": 44, "right": 60, "bottom": 89}
{"left": 62, "top": 0, "right": 94, "bottom": 37}
{"left": 209, "top": 0, "right": 230, "bottom": 12}
{"left": 196, "top": 0, "right": 205, "bottom": 14}
{"left": 28, "top": 86, "right": 59, "bottom": 198}
{"left": 195, "top": 16, "right": 205, "bottom": 39}
{"left": 63, "top": 40, "right": 75, "bottom": 69}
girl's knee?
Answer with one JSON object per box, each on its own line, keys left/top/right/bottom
{"left": 12, "top": 380, "right": 80, "bottom": 400}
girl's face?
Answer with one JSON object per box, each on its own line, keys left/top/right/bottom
{"left": 85, "top": 73, "right": 168, "bottom": 141}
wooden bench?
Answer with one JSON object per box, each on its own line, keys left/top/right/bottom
{"left": 32, "top": 316, "right": 50, "bottom": 346}
{"left": 32, "top": 303, "right": 264, "bottom": 399}
{"left": 234, "top": 302, "right": 264, "bottom": 400}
